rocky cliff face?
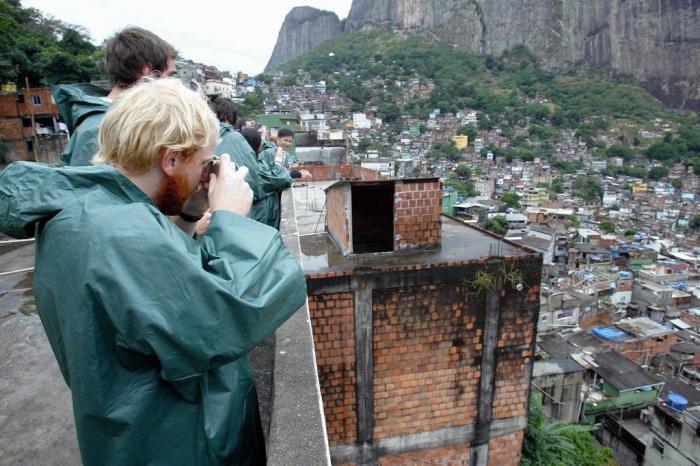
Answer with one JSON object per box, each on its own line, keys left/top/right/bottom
{"left": 268, "top": 1, "right": 700, "bottom": 109}
{"left": 265, "top": 7, "right": 343, "bottom": 72}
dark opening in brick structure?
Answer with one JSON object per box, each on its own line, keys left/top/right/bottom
{"left": 351, "top": 183, "right": 394, "bottom": 254}
{"left": 325, "top": 178, "right": 442, "bottom": 256}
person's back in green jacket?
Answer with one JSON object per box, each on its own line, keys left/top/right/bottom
{"left": 216, "top": 124, "right": 291, "bottom": 228}
{"left": 0, "top": 162, "right": 307, "bottom": 465}
{"left": 53, "top": 84, "right": 111, "bottom": 166}
{"left": 257, "top": 139, "right": 293, "bottom": 230}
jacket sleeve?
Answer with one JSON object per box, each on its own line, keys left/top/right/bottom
{"left": 258, "top": 159, "right": 292, "bottom": 195}
{"left": 216, "top": 134, "right": 267, "bottom": 202}
{"left": 93, "top": 210, "right": 307, "bottom": 392}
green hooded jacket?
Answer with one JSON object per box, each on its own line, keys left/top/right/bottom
{"left": 53, "top": 84, "right": 111, "bottom": 167}
{"left": 257, "top": 140, "right": 292, "bottom": 230}
{"left": 0, "top": 162, "right": 307, "bottom": 465}
{"left": 216, "top": 124, "right": 291, "bottom": 229}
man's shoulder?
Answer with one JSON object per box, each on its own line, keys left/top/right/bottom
{"left": 49, "top": 197, "right": 163, "bottom": 238}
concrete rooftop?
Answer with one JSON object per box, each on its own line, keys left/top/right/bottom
{"left": 291, "top": 181, "right": 532, "bottom": 275}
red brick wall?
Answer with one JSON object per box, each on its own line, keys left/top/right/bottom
{"left": 680, "top": 310, "right": 700, "bottom": 328}
{"left": 618, "top": 333, "right": 679, "bottom": 364}
{"left": 487, "top": 431, "right": 524, "bottom": 466}
{"left": 327, "top": 184, "right": 352, "bottom": 253}
{"left": 394, "top": 180, "right": 442, "bottom": 251}
{"left": 0, "top": 118, "right": 24, "bottom": 141}
{"left": 379, "top": 444, "right": 471, "bottom": 465}
{"left": 308, "top": 256, "right": 540, "bottom": 464}
{"left": 19, "top": 88, "right": 58, "bottom": 115}
{"left": 0, "top": 88, "right": 58, "bottom": 118}
{"left": 297, "top": 164, "right": 387, "bottom": 182}
{"left": 579, "top": 311, "right": 616, "bottom": 330}
{"left": 492, "top": 281, "right": 539, "bottom": 421}
{"left": 372, "top": 283, "right": 483, "bottom": 439}
{"left": 308, "top": 293, "right": 357, "bottom": 446}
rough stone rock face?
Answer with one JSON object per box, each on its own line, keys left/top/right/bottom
{"left": 269, "top": 1, "right": 700, "bottom": 109}
{"left": 265, "top": 7, "right": 343, "bottom": 72}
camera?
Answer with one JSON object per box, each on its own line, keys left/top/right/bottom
{"left": 207, "top": 157, "right": 220, "bottom": 176}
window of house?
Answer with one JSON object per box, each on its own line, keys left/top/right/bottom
{"left": 652, "top": 438, "right": 664, "bottom": 456}
{"left": 31, "top": 95, "right": 41, "bottom": 105}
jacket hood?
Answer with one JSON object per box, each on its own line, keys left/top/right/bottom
{"left": 52, "top": 84, "right": 110, "bottom": 133}
{"left": 219, "top": 122, "right": 235, "bottom": 137}
{"left": 0, "top": 162, "right": 153, "bottom": 238}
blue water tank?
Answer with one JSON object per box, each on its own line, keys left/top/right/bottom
{"left": 619, "top": 271, "right": 633, "bottom": 279}
{"left": 668, "top": 393, "right": 688, "bottom": 411}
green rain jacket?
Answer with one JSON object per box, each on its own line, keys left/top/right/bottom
{"left": 257, "top": 140, "right": 293, "bottom": 230}
{"left": 0, "top": 162, "right": 307, "bottom": 465}
{"left": 216, "top": 124, "right": 291, "bottom": 229}
{"left": 53, "top": 84, "right": 111, "bottom": 167}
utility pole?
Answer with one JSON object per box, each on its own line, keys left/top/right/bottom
{"left": 25, "top": 77, "right": 38, "bottom": 162}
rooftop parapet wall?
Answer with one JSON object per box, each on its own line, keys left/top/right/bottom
{"left": 296, "top": 164, "right": 387, "bottom": 182}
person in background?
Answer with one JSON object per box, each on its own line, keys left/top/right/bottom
{"left": 275, "top": 128, "right": 297, "bottom": 168}
{"left": 0, "top": 78, "right": 307, "bottom": 465}
{"left": 212, "top": 98, "right": 291, "bottom": 229}
{"left": 54, "top": 27, "right": 177, "bottom": 166}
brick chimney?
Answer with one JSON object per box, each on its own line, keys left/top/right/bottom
{"left": 324, "top": 178, "right": 442, "bottom": 255}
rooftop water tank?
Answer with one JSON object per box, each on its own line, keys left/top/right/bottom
{"left": 667, "top": 393, "right": 688, "bottom": 411}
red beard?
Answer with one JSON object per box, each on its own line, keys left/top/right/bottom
{"left": 154, "top": 170, "right": 194, "bottom": 216}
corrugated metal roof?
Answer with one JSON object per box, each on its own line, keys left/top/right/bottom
{"left": 592, "top": 351, "right": 663, "bottom": 391}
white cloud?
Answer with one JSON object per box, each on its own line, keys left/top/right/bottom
{"left": 20, "top": 0, "right": 353, "bottom": 74}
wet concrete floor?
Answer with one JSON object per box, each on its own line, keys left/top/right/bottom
{"left": 0, "top": 242, "right": 80, "bottom": 466}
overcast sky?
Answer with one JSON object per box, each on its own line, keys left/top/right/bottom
{"left": 21, "top": 0, "right": 353, "bottom": 75}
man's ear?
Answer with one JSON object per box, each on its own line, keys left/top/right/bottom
{"left": 160, "top": 148, "right": 178, "bottom": 176}
{"left": 139, "top": 64, "right": 153, "bottom": 79}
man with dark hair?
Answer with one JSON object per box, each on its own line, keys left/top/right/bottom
{"left": 212, "top": 97, "right": 292, "bottom": 229}
{"left": 276, "top": 128, "right": 297, "bottom": 168}
{"left": 54, "top": 27, "right": 177, "bottom": 166}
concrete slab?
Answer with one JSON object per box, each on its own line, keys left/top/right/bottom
{"left": 0, "top": 243, "right": 80, "bottom": 466}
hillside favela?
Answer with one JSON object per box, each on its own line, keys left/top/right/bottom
{"left": 1, "top": 0, "right": 700, "bottom": 465}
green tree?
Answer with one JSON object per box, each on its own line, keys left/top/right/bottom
{"left": 454, "top": 165, "right": 472, "bottom": 179}
{"left": 671, "top": 178, "right": 683, "bottom": 190}
{"left": 0, "top": 2, "right": 105, "bottom": 86}
{"left": 690, "top": 214, "right": 700, "bottom": 231}
{"left": 624, "top": 228, "right": 637, "bottom": 237}
{"left": 485, "top": 215, "right": 509, "bottom": 236}
{"left": 648, "top": 166, "right": 669, "bottom": 181}
{"left": 551, "top": 178, "right": 564, "bottom": 194}
{"left": 238, "top": 93, "right": 264, "bottom": 119}
{"left": 605, "top": 144, "right": 634, "bottom": 161}
{"left": 646, "top": 142, "right": 678, "bottom": 161}
{"left": 428, "top": 141, "right": 461, "bottom": 161}
{"left": 457, "top": 125, "right": 478, "bottom": 141}
{"left": 358, "top": 138, "right": 372, "bottom": 152}
{"left": 599, "top": 220, "right": 616, "bottom": 234}
{"left": 444, "top": 174, "right": 477, "bottom": 198}
{"left": 501, "top": 192, "right": 521, "bottom": 209}
{"left": 569, "top": 214, "right": 581, "bottom": 228}
{"left": 521, "top": 394, "right": 614, "bottom": 466}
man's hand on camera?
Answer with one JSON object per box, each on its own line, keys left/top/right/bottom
{"left": 208, "top": 154, "right": 253, "bottom": 216}
{"left": 181, "top": 185, "right": 209, "bottom": 219}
